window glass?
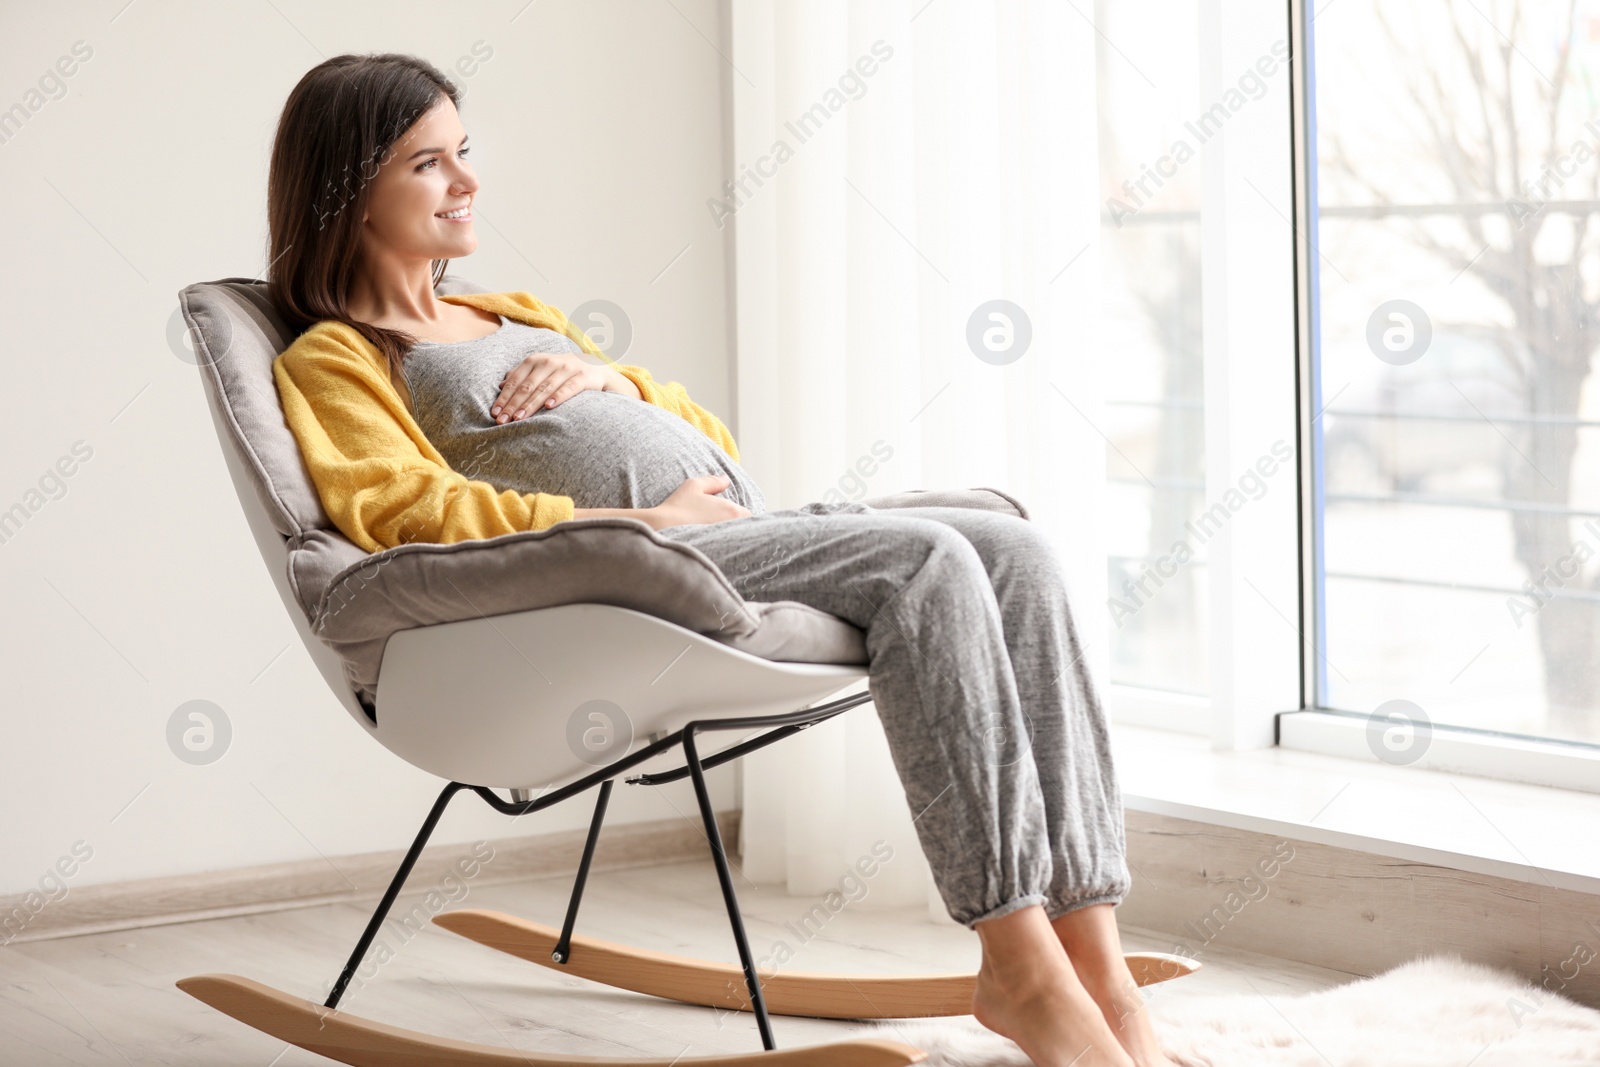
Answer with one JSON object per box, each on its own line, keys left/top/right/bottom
{"left": 1312, "top": 0, "right": 1600, "bottom": 744}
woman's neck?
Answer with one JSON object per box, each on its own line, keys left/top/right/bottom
{"left": 347, "top": 261, "right": 442, "bottom": 326}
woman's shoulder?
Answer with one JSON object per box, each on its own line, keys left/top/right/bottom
{"left": 476, "top": 290, "right": 546, "bottom": 313}
{"left": 295, "top": 315, "right": 370, "bottom": 343}
{"left": 278, "top": 318, "right": 378, "bottom": 365}
{"left": 466, "top": 290, "right": 580, "bottom": 331}
{"left": 273, "top": 319, "right": 395, "bottom": 391}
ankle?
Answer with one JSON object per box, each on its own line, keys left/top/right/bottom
{"left": 1081, "top": 971, "right": 1153, "bottom": 1040}
{"left": 1076, "top": 957, "right": 1138, "bottom": 998}
{"left": 974, "top": 905, "right": 1087, "bottom": 1006}
{"left": 976, "top": 945, "right": 1072, "bottom": 1000}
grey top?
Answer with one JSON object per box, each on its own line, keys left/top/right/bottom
{"left": 401, "top": 315, "right": 767, "bottom": 517}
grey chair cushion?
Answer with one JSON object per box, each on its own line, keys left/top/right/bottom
{"left": 311, "top": 487, "right": 1029, "bottom": 706}
{"left": 178, "top": 276, "right": 1029, "bottom": 711}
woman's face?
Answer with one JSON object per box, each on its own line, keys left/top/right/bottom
{"left": 360, "top": 96, "right": 479, "bottom": 269}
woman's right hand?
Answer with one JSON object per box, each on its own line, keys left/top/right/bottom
{"left": 648, "top": 474, "right": 752, "bottom": 529}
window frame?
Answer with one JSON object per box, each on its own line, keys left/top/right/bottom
{"left": 1104, "top": 0, "right": 1302, "bottom": 748}
{"left": 1104, "top": 0, "right": 1600, "bottom": 795}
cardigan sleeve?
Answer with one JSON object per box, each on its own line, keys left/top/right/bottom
{"left": 273, "top": 332, "right": 575, "bottom": 553}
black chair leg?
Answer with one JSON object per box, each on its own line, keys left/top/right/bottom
{"left": 552, "top": 779, "right": 613, "bottom": 964}
{"left": 325, "top": 780, "right": 467, "bottom": 1010}
{"left": 682, "top": 726, "right": 777, "bottom": 1052}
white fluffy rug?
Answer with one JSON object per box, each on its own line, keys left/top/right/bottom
{"left": 872, "top": 954, "right": 1600, "bottom": 1066}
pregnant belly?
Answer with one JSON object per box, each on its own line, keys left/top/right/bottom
{"left": 441, "top": 389, "right": 767, "bottom": 514}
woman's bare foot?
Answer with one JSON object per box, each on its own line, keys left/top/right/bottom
{"left": 1073, "top": 958, "right": 1180, "bottom": 1067}
{"left": 1050, "top": 904, "right": 1180, "bottom": 1067}
{"left": 970, "top": 905, "right": 1136, "bottom": 1067}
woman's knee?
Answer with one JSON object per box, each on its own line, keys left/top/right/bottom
{"left": 977, "top": 509, "right": 1049, "bottom": 546}
{"left": 881, "top": 513, "right": 969, "bottom": 544}
{"left": 876, "top": 516, "right": 988, "bottom": 580}
{"left": 903, "top": 507, "right": 1042, "bottom": 556}
{"left": 981, "top": 511, "right": 1060, "bottom": 564}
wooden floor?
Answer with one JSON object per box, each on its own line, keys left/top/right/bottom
{"left": 1, "top": 856, "right": 1357, "bottom": 1064}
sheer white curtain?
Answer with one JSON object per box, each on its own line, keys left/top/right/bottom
{"left": 727, "top": 0, "right": 1107, "bottom": 922}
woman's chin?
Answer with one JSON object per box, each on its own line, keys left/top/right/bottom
{"left": 426, "top": 234, "right": 477, "bottom": 258}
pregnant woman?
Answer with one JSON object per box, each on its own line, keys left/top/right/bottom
{"left": 267, "top": 54, "right": 1176, "bottom": 1067}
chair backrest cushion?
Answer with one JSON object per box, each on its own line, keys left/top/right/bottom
{"left": 186, "top": 277, "right": 504, "bottom": 534}
{"left": 180, "top": 275, "right": 494, "bottom": 627}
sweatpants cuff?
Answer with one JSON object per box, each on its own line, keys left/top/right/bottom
{"left": 1045, "top": 886, "right": 1126, "bottom": 920}
{"left": 961, "top": 892, "right": 1048, "bottom": 930}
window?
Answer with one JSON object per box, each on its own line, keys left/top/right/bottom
{"left": 1093, "top": 0, "right": 1600, "bottom": 786}
{"left": 1307, "top": 0, "right": 1600, "bottom": 748}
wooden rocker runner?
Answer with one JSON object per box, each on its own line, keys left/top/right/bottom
{"left": 174, "top": 276, "right": 1201, "bottom": 1065}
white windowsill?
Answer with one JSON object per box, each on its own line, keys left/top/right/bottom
{"left": 1108, "top": 722, "right": 1600, "bottom": 897}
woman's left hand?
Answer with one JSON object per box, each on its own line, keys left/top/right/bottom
{"left": 491, "top": 353, "right": 624, "bottom": 424}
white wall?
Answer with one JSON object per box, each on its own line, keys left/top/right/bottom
{"left": 0, "top": 0, "right": 740, "bottom": 896}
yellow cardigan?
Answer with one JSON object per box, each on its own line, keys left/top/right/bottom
{"left": 272, "top": 290, "right": 741, "bottom": 553}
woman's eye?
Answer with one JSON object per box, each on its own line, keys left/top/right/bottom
{"left": 416, "top": 148, "right": 470, "bottom": 172}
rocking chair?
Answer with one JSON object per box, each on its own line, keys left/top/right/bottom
{"left": 172, "top": 273, "right": 1199, "bottom": 1066}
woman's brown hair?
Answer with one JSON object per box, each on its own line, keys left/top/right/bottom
{"left": 266, "top": 53, "right": 458, "bottom": 402}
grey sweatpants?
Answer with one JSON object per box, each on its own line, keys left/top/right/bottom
{"left": 657, "top": 499, "right": 1131, "bottom": 930}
